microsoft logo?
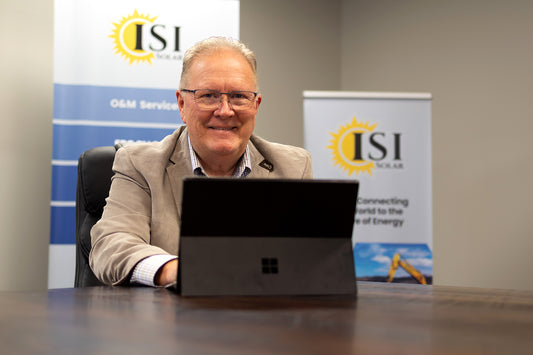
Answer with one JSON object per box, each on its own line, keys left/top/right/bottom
{"left": 261, "top": 258, "right": 279, "bottom": 274}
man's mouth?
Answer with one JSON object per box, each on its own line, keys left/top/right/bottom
{"left": 209, "top": 127, "right": 235, "bottom": 131}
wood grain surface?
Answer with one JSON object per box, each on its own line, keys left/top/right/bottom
{"left": 1, "top": 282, "right": 532, "bottom": 354}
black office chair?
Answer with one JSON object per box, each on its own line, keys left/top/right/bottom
{"left": 75, "top": 145, "right": 120, "bottom": 287}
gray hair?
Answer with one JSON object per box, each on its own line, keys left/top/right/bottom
{"left": 179, "top": 37, "right": 258, "bottom": 89}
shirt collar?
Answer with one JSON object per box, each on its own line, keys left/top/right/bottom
{"left": 188, "top": 136, "right": 251, "bottom": 178}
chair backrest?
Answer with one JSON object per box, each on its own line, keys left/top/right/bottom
{"left": 75, "top": 146, "right": 118, "bottom": 287}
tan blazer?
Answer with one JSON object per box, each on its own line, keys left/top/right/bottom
{"left": 89, "top": 126, "right": 313, "bottom": 285}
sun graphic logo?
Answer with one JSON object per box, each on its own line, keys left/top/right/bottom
{"left": 328, "top": 117, "right": 378, "bottom": 175}
{"left": 109, "top": 10, "right": 182, "bottom": 64}
{"left": 110, "top": 9, "right": 158, "bottom": 65}
{"left": 328, "top": 117, "right": 404, "bottom": 176}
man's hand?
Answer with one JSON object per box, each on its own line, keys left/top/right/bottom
{"left": 154, "top": 259, "right": 178, "bottom": 286}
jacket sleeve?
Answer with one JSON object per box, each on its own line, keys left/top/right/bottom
{"left": 300, "top": 150, "right": 313, "bottom": 179}
{"left": 89, "top": 147, "right": 170, "bottom": 286}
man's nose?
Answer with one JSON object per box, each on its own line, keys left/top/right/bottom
{"left": 215, "top": 95, "right": 235, "bottom": 115}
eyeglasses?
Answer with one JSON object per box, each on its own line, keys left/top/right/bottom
{"left": 180, "top": 89, "right": 258, "bottom": 111}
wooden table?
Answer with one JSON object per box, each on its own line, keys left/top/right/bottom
{"left": 1, "top": 282, "right": 532, "bottom": 354}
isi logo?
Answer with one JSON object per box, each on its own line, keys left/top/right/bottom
{"left": 109, "top": 9, "right": 182, "bottom": 65}
{"left": 327, "top": 117, "right": 404, "bottom": 176}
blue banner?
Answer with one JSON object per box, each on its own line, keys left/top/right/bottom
{"left": 51, "top": 165, "right": 78, "bottom": 201}
{"left": 54, "top": 84, "right": 181, "bottom": 123}
{"left": 52, "top": 124, "right": 177, "bottom": 161}
{"left": 50, "top": 207, "right": 76, "bottom": 244}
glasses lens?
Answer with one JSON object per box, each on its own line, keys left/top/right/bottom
{"left": 194, "top": 90, "right": 220, "bottom": 108}
{"left": 229, "top": 91, "right": 256, "bottom": 108}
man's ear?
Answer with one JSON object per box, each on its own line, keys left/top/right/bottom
{"left": 176, "top": 90, "right": 187, "bottom": 124}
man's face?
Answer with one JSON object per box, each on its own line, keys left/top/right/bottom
{"left": 176, "top": 49, "right": 261, "bottom": 163}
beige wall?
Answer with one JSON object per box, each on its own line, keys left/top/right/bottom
{"left": 240, "top": 0, "right": 342, "bottom": 145}
{"left": 340, "top": 0, "right": 533, "bottom": 290}
{"left": 0, "top": 1, "right": 53, "bottom": 291}
{"left": 1, "top": 0, "right": 531, "bottom": 291}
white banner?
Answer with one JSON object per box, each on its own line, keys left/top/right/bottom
{"left": 304, "top": 91, "right": 433, "bottom": 284}
{"left": 50, "top": 0, "right": 239, "bottom": 288}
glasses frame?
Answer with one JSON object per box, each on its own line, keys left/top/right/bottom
{"left": 180, "top": 89, "right": 259, "bottom": 111}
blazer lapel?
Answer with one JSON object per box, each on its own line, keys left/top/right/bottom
{"left": 166, "top": 127, "right": 193, "bottom": 219}
{"left": 248, "top": 139, "right": 273, "bottom": 178}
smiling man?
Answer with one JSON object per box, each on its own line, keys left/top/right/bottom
{"left": 89, "top": 37, "right": 313, "bottom": 287}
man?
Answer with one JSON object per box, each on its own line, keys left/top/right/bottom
{"left": 89, "top": 37, "right": 313, "bottom": 287}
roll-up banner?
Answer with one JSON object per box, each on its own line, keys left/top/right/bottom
{"left": 50, "top": 0, "right": 240, "bottom": 288}
{"left": 304, "top": 91, "right": 433, "bottom": 284}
